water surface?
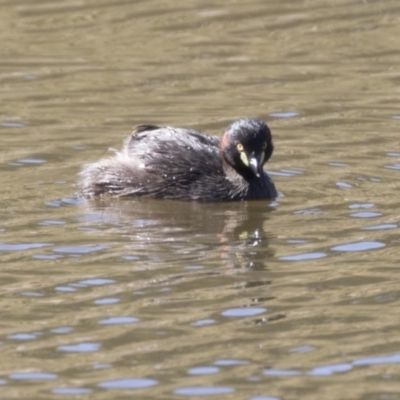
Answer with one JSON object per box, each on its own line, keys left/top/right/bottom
{"left": 1, "top": 0, "right": 400, "bottom": 399}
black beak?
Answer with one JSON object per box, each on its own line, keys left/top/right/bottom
{"left": 249, "top": 154, "right": 262, "bottom": 178}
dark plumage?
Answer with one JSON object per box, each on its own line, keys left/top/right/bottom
{"left": 78, "top": 118, "right": 277, "bottom": 202}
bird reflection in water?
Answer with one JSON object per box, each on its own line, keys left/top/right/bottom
{"left": 78, "top": 197, "right": 276, "bottom": 272}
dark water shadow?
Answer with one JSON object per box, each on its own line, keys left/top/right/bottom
{"left": 78, "top": 197, "right": 277, "bottom": 271}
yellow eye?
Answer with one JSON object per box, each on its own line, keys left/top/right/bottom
{"left": 262, "top": 142, "right": 267, "bottom": 150}
{"left": 237, "top": 143, "right": 244, "bottom": 152}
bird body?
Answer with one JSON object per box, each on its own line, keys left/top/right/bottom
{"left": 79, "top": 119, "right": 277, "bottom": 202}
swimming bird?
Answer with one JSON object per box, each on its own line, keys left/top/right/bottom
{"left": 78, "top": 118, "right": 277, "bottom": 202}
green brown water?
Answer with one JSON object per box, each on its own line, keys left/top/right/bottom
{"left": 1, "top": 0, "right": 400, "bottom": 399}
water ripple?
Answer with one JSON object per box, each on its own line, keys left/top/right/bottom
{"left": 350, "top": 212, "right": 382, "bottom": 218}
{"left": 0, "top": 242, "right": 52, "bottom": 251}
{"left": 188, "top": 366, "right": 219, "bottom": 375}
{"left": 94, "top": 297, "right": 120, "bottom": 305}
{"left": 353, "top": 352, "right": 400, "bottom": 366}
{"left": 58, "top": 342, "right": 100, "bottom": 353}
{"left": 51, "top": 327, "right": 73, "bottom": 334}
{"left": 280, "top": 252, "right": 327, "bottom": 261}
{"left": 331, "top": 241, "right": 385, "bottom": 252}
{"left": 348, "top": 203, "right": 374, "bottom": 209}
{"left": 77, "top": 278, "right": 115, "bottom": 286}
{"left": 336, "top": 182, "right": 352, "bottom": 188}
{"left": 263, "top": 351, "right": 400, "bottom": 379}
{"left": 191, "top": 319, "right": 215, "bottom": 327}
{"left": 98, "top": 378, "right": 158, "bottom": 389}
{"left": 7, "top": 333, "right": 38, "bottom": 341}
{"left": 214, "top": 359, "right": 249, "bottom": 366}
{"left": 52, "top": 388, "right": 92, "bottom": 395}
{"left": 174, "top": 386, "right": 234, "bottom": 396}
{"left": 53, "top": 245, "right": 109, "bottom": 254}
{"left": 385, "top": 164, "right": 400, "bottom": 170}
{"left": 308, "top": 363, "right": 353, "bottom": 376}
{"left": 221, "top": 307, "right": 266, "bottom": 317}
{"left": 263, "top": 369, "right": 300, "bottom": 376}
{"left": 329, "top": 162, "right": 348, "bottom": 167}
{"left": 98, "top": 316, "right": 139, "bottom": 325}
{"left": 17, "top": 158, "right": 46, "bottom": 165}
{"left": 9, "top": 372, "right": 57, "bottom": 380}
{"left": 269, "top": 112, "right": 299, "bottom": 118}
{"left": 1, "top": 122, "right": 26, "bottom": 128}
{"left": 363, "top": 224, "right": 397, "bottom": 230}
